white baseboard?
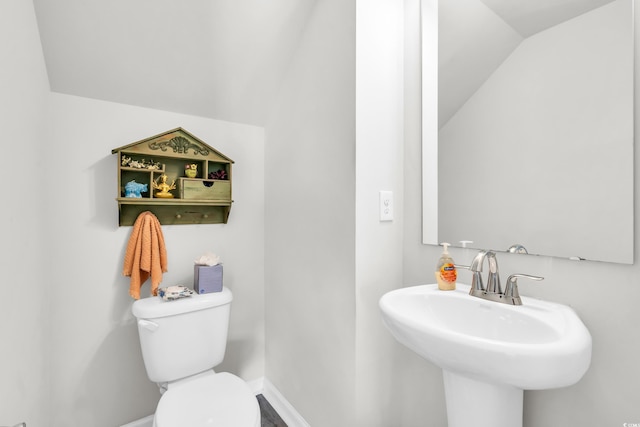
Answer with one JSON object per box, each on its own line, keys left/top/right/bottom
{"left": 247, "top": 376, "right": 265, "bottom": 395}
{"left": 261, "top": 377, "right": 311, "bottom": 427}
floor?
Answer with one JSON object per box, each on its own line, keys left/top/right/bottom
{"left": 257, "top": 394, "right": 288, "bottom": 427}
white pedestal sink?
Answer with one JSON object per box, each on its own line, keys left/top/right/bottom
{"left": 379, "top": 284, "right": 592, "bottom": 427}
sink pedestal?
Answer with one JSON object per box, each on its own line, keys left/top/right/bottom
{"left": 443, "top": 371, "right": 523, "bottom": 427}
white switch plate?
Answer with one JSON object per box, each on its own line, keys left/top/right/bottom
{"left": 380, "top": 191, "right": 393, "bottom": 221}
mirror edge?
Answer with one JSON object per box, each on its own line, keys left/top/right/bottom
{"left": 421, "top": 0, "right": 439, "bottom": 245}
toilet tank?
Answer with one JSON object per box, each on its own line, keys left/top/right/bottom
{"left": 132, "top": 288, "right": 233, "bottom": 383}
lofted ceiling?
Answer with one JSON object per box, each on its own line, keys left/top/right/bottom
{"left": 479, "top": 0, "right": 616, "bottom": 37}
{"left": 439, "top": 0, "right": 618, "bottom": 128}
{"left": 32, "top": 0, "right": 317, "bottom": 127}
{"left": 33, "top": 0, "right": 616, "bottom": 129}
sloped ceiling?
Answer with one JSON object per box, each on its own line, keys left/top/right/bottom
{"left": 439, "top": 0, "right": 617, "bottom": 128}
{"left": 32, "top": 0, "right": 616, "bottom": 129}
{"left": 33, "top": 0, "right": 317, "bottom": 127}
{"left": 480, "top": 0, "right": 616, "bottom": 37}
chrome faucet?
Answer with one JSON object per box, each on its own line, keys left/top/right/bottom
{"left": 469, "top": 250, "right": 501, "bottom": 294}
{"left": 462, "top": 250, "right": 543, "bottom": 305}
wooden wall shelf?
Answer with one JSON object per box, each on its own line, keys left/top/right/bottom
{"left": 112, "top": 128, "right": 234, "bottom": 226}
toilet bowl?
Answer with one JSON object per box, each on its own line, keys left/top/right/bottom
{"left": 153, "top": 372, "right": 260, "bottom": 427}
{"left": 132, "top": 288, "right": 259, "bottom": 427}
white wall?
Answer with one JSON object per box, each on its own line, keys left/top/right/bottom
{"left": 0, "top": 8, "right": 266, "bottom": 422}
{"left": 402, "top": 0, "right": 640, "bottom": 425}
{"left": 0, "top": 1, "right": 50, "bottom": 426}
{"left": 264, "top": 0, "right": 357, "bottom": 425}
{"left": 354, "top": 0, "right": 408, "bottom": 425}
{"left": 263, "top": 1, "right": 412, "bottom": 426}
{"left": 40, "top": 94, "right": 265, "bottom": 426}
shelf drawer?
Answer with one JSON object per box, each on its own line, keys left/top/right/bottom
{"left": 178, "top": 178, "right": 231, "bottom": 200}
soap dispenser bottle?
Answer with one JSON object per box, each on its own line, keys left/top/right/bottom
{"left": 435, "top": 243, "right": 457, "bottom": 291}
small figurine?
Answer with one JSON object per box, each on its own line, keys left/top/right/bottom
{"left": 124, "top": 180, "right": 148, "bottom": 198}
{"left": 208, "top": 169, "right": 228, "bottom": 180}
{"left": 153, "top": 174, "right": 176, "bottom": 198}
{"left": 185, "top": 163, "right": 198, "bottom": 178}
{"left": 204, "top": 169, "right": 227, "bottom": 187}
{"left": 121, "top": 156, "right": 162, "bottom": 170}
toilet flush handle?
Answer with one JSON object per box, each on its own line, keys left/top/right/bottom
{"left": 138, "top": 319, "right": 159, "bottom": 332}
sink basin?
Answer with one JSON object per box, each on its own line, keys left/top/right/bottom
{"left": 379, "top": 284, "right": 592, "bottom": 427}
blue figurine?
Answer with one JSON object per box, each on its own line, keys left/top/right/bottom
{"left": 124, "top": 180, "right": 148, "bottom": 198}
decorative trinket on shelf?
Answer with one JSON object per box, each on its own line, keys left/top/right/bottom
{"left": 153, "top": 174, "right": 176, "bottom": 198}
{"left": 185, "top": 163, "right": 198, "bottom": 178}
{"left": 208, "top": 169, "right": 228, "bottom": 180}
{"left": 124, "top": 180, "right": 148, "bottom": 198}
{"left": 204, "top": 169, "right": 228, "bottom": 187}
{"left": 121, "top": 155, "right": 161, "bottom": 170}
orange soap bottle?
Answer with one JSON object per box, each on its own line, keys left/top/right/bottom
{"left": 435, "top": 243, "right": 457, "bottom": 291}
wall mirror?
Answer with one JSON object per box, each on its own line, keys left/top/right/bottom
{"left": 422, "top": 0, "right": 634, "bottom": 264}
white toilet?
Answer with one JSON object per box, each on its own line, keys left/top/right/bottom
{"left": 132, "top": 287, "right": 260, "bottom": 427}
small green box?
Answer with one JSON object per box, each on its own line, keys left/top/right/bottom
{"left": 178, "top": 178, "right": 231, "bottom": 200}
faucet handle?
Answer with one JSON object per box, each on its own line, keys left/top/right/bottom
{"left": 504, "top": 274, "right": 544, "bottom": 301}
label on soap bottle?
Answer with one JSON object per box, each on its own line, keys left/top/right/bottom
{"left": 439, "top": 263, "right": 457, "bottom": 283}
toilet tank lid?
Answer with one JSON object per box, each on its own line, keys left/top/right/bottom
{"left": 132, "top": 287, "right": 233, "bottom": 319}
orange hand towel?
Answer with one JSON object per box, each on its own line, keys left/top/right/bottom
{"left": 123, "top": 211, "right": 168, "bottom": 299}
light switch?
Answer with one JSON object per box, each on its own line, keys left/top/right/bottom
{"left": 380, "top": 191, "right": 393, "bottom": 221}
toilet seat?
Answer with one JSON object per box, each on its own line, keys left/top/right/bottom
{"left": 154, "top": 372, "right": 260, "bottom": 427}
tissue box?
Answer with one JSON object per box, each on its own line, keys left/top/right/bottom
{"left": 194, "top": 264, "right": 223, "bottom": 294}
